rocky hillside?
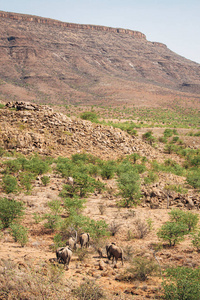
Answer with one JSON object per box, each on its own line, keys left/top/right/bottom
{"left": 0, "top": 11, "right": 200, "bottom": 107}
{"left": 0, "top": 101, "right": 162, "bottom": 160}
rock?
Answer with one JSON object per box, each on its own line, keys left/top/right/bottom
{"left": 32, "top": 241, "right": 40, "bottom": 247}
{"left": 187, "top": 198, "right": 195, "bottom": 209}
{"left": 99, "top": 260, "right": 105, "bottom": 270}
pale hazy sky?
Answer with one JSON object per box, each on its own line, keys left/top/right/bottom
{"left": 1, "top": 0, "right": 200, "bottom": 64}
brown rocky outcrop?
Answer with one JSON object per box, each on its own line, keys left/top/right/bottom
{"left": 0, "top": 101, "right": 165, "bottom": 160}
{"left": 0, "top": 11, "right": 146, "bottom": 39}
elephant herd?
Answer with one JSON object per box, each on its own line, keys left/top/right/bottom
{"left": 56, "top": 233, "right": 123, "bottom": 269}
{"left": 56, "top": 232, "right": 90, "bottom": 268}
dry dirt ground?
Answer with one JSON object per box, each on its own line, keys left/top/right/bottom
{"left": 0, "top": 171, "right": 200, "bottom": 299}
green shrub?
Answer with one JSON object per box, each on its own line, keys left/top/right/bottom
{"left": 10, "top": 223, "right": 28, "bottom": 247}
{"left": 116, "top": 160, "right": 134, "bottom": 176}
{"left": 64, "top": 196, "right": 86, "bottom": 215}
{"left": 20, "top": 155, "right": 50, "bottom": 175}
{"left": 172, "top": 136, "right": 179, "bottom": 143}
{"left": 100, "top": 161, "right": 116, "bottom": 179}
{"left": 164, "top": 144, "right": 176, "bottom": 154}
{"left": 0, "top": 198, "right": 25, "bottom": 228}
{"left": 33, "top": 212, "right": 43, "bottom": 224}
{"left": 56, "top": 157, "right": 75, "bottom": 178}
{"left": 0, "top": 147, "right": 8, "bottom": 157}
{"left": 44, "top": 199, "right": 64, "bottom": 230}
{"left": 3, "top": 159, "right": 22, "bottom": 174}
{"left": 186, "top": 170, "right": 200, "bottom": 189}
{"left": 53, "top": 233, "right": 65, "bottom": 249}
{"left": 130, "top": 153, "right": 140, "bottom": 164}
{"left": 44, "top": 214, "right": 63, "bottom": 230}
{"left": 159, "top": 136, "right": 168, "bottom": 143}
{"left": 163, "top": 129, "right": 173, "bottom": 137}
{"left": 80, "top": 111, "right": 99, "bottom": 123}
{"left": 194, "top": 131, "right": 200, "bottom": 136}
{"left": 157, "top": 221, "right": 188, "bottom": 246}
{"left": 127, "top": 257, "right": 158, "bottom": 281}
{"left": 144, "top": 171, "right": 158, "bottom": 184}
{"left": 165, "top": 184, "right": 187, "bottom": 194}
{"left": 162, "top": 267, "right": 200, "bottom": 300}
{"left": 2, "top": 174, "right": 18, "bottom": 193}
{"left": 41, "top": 175, "right": 50, "bottom": 186}
{"left": 142, "top": 130, "right": 156, "bottom": 145}
{"left": 191, "top": 231, "right": 200, "bottom": 252}
{"left": 117, "top": 169, "right": 141, "bottom": 207}
{"left": 63, "top": 213, "right": 109, "bottom": 239}
{"left": 19, "top": 172, "right": 35, "bottom": 191}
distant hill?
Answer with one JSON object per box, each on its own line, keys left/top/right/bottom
{"left": 0, "top": 11, "right": 200, "bottom": 108}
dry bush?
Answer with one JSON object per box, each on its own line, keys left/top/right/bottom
{"left": 133, "top": 218, "right": 150, "bottom": 239}
{"left": 123, "top": 245, "right": 134, "bottom": 262}
{"left": 109, "top": 221, "right": 122, "bottom": 236}
{"left": 0, "top": 260, "right": 74, "bottom": 300}
{"left": 76, "top": 248, "right": 88, "bottom": 261}
{"left": 73, "top": 278, "right": 105, "bottom": 300}
{"left": 127, "top": 229, "right": 135, "bottom": 241}
{"left": 118, "top": 257, "right": 158, "bottom": 282}
{"left": 98, "top": 204, "right": 106, "bottom": 215}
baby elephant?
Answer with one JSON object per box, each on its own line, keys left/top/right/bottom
{"left": 107, "top": 243, "right": 123, "bottom": 265}
{"left": 56, "top": 246, "right": 72, "bottom": 268}
{"left": 67, "top": 237, "right": 77, "bottom": 250}
{"left": 79, "top": 233, "right": 90, "bottom": 248}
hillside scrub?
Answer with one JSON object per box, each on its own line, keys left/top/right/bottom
{"left": 162, "top": 267, "right": 200, "bottom": 300}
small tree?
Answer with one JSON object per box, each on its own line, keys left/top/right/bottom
{"left": 41, "top": 175, "right": 50, "bottom": 186}
{"left": 117, "top": 170, "right": 141, "bottom": 207}
{"left": 0, "top": 198, "right": 25, "bottom": 228}
{"left": 157, "top": 221, "right": 188, "bottom": 247}
{"left": 169, "top": 209, "right": 199, "bottom": 232}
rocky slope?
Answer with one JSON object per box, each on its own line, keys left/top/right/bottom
{"left": 0, "top": 11, "right": 200, "bottom": 107}
{"left": 0, "top": 101, "right": 162, "bottom": 160}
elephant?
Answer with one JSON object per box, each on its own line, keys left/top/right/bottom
{"left": 56, "top": 247, "right": 65, "bottom": 263}
{"left": 56, "top": 246, "right": 72, "bottom": 268}
{"left": 68, "top": 237, "right": 77, "bottom": 250}
{"left": 79, "top": 233, "right": 90, "bottom": 248}
{"left": 106, "top": 242, "right": 116, "bottom": 259}
{"left": 106, "top": 243, "right": 123, "bottom": 265}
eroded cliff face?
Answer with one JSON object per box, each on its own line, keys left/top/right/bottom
{"left": 0, "top": 11, "right": 146, "bottom": 39}
{"left": 0, "top": 11, "right": 199, "bottom": 107}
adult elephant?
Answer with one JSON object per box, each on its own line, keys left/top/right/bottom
{"left": 79, "top": 233, "right": 90, "bottom": 248}
{"left": 107, "top": 243, "right": 123, "bottom": 265}
{"left": 56, "top": 246, "right": 72, "bottom": 268}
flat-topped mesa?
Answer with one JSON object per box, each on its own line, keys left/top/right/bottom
{"left": 0, "top": 10, "right": 146, "bottom": 39}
